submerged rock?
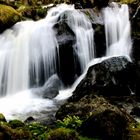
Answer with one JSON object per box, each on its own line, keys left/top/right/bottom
{"left": 33, "top": 74, "right": 61, "bottom": 99}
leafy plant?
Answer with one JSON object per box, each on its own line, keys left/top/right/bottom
{"left": 57, "top": 115, "right": 83, "bottom": 129}
{"left": 26, "top": 122, "right": 49, "bottom": 139}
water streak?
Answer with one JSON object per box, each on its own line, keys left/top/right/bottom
{"left": 103, "top": 2, "right": 131, "bottom": 57}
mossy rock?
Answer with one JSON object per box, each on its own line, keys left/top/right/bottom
{"left": 79, "top": 109, "right": 129, "bottom": 140}
{"left": 128, "top": 123, "right": 140, "bottom": 140}
{"left": 17, "top": 5, "right": 47, "bottom": 20}
{"left": 0, "top": 121, "right": 31, "bottom": 140}
{"left": 0, "top": 4, "right": 21, "bottom": 33}
{"left": 9, "top": 120, "right": 25, "bottom": 129}
{"left": 46, "top": 128, "right": 79, "bottom": 140}
{"left": 0, "top": 113, "right": 6, "bottom": 122}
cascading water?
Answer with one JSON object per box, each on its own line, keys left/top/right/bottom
{"left": 103, "top": 2, "right": 132, "bottom": 57}
{"left": 0, "top": 4, "right": 94, "bottom": 120}
{"left": 0, "top": 3, "right": 131, "bottom": 120}
{"left": 0, "top": 4, "right": 94, "bottom": 97}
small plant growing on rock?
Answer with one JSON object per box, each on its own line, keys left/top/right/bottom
{"left": 56, "top": 115, "right": 83, "bottom": 129}
{"left": 26, "top": 122, "right": 49, "bottom": 139}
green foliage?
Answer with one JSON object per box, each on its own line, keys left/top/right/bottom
{"left": 46, "top": 128, "right": 79, "bottom": 140}
{"left": 128, "top": 123, "right": 140, "bottom": 140}
{"left": 26, "top": 122, "right": 49, "bottom": 139}
{"left": 0, "top": 121, "right": 31, "bottom": 140}
{"left": 9, "top": 120, "right": 25, "bottom": 129}
{"left": 79, "top": 136, "right": 100, "bottom": 140}
{"left": 0, "top": 4, "right": 21, "bottom": 24}
{"left": 0, "top": 113, "right": 6, "bottom": 122}
{"left": 57, "top": 115, "right": 83, "bottom": 129}
{"left": 116, "top": 0, "right": 138, "bottom": 4}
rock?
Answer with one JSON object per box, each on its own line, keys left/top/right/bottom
{"left": 94, "top": 0, "right": 109, "bottom": 9}
{"left": 131, "top": 38, "right": 140, "bottom": 96}
{"left": 94, "top": 24, "right": 106, "bottom": 57}
{"left": 42, "top": 74, "right": 61, "bottom": 99}
{"left": 33, "top": 74, "right": 61, "bottom": 99}
{"left": 0, "top": 121, "right": 31, "bottom": 140}
{"left": 0, "top": 114, "right": 6, "bottom": 122}
{"left": 9, "top": 120, "right": 25, "bottom": 129}
{"left": 46, "top": 128, "right": 79, "bottom": 140}
{"left": 17, "top": 5, "right": 47, "bottom": 21}
{"left": 56, "top": 95, "right": 134, "bottom": 122}
{"left": 130, "top": 2, "right": 140, "bottom": 97}
{"left": 74, "top": 2, "right": 83, "bottom": 9}
{"left": 79, "top": 109, "right": 129, "bottom": 140}
{"left": 54, "top": 11, "right": 81, "bottom": 86}
{"left": 56, "top": 92, "right": 135, "bottom": 139}
{"left": 24, "top": 116, "right": 35, "bottom": 124}
{"left": 130, "top": 106, "right": 140, "bottom": 117}
{"left": 70, "top": 56, "right": 136, "bottom": 101}
{"left": 0, "top": 4, "right": 21, "bottom": 33}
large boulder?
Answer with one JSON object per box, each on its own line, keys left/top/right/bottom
{"left": 79, "top": 109, "right": 129, "bottom": 140}
{"left": 70, "top": 56, "right": 136, "bottom": 101}
{"left": 54, "top": 11, "right": 81, "bottom": 86}
{"left": 56, "top": 95, "right": 134, "bottom": 121}
{"left": 56, "top": 95, "right": 134, "bottom": 139}
{"left": 0, "top": 4, "right": 21, "bottom": 33}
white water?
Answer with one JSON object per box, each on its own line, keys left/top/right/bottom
{"left": 0, "top": 4, "right": 94, "bottom": 96}
{"left": 0, "top": 3, "right": 131, "bottom": 120}
{"left": 0, "top": 4, "right": 94, "bottom": 120}
{"left": 103, "top": 2, "right": 131, "bottom": 57}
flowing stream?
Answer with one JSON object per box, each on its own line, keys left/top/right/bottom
{"left": 0, "top": 3, "right": 131, "bottom": 120}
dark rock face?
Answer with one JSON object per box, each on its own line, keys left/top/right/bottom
{"left": 131, "top": 2, "right": 140, "bottom": 97}
{"left": 130, "top": 106, "right": 140, "bottom": 117}
{"left": 70, "top": 56, "right": 136, "bottom": 101}
{"left": 54, "top": 11, "right": 81, "bottom": 86}
{"left": 80, "top": 109, "right": 129, "bottom": 140}
{"left": 93, "top": 24, "right": 106, "bottom": 57}
{"left": 94, "top": 0, "right": 109, "bottom": 9}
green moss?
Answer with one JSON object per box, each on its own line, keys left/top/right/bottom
{"left": 46, "top": 128, "right": 79, "bottom": 140}
{"left": 128, "top": 123, "right": 140, "bottom": 140}
{"left": 79, "top": 136, "right": 100, "bottom": 140}
{"left": 0, "top": 4, "right": 21, "bottom": 32}
{"left": 0, "top": 121, "right": 32, "bottom": 140}
{"left": 116, "top": 0, "right": 138, "bottom": 4}
{"left": 9, "top": 120, "right": 25, "bottom": 129}
{"left": 0, "top": 113, "right": 6, "bottom": 122}
{"left": 0, "top": 4, "right": 21, "bottom": 24}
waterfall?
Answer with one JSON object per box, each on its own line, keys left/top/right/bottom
{"left": 0, "top": 3, "right": 132, "bottom": 120}
{"left": 0, "top": 4, "right": 94, "bottom": 96}
{"left": 103, "top": 2, "right": 131, "bottom": 57}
